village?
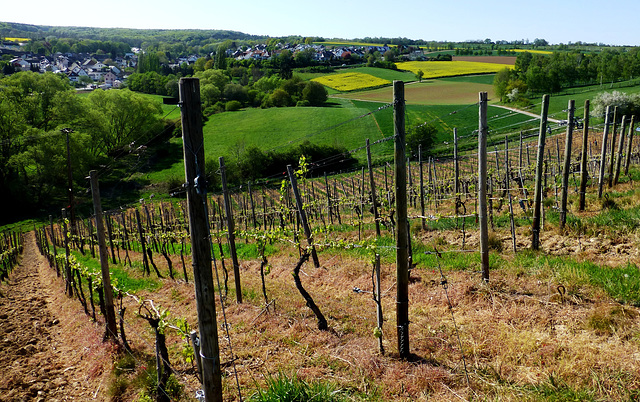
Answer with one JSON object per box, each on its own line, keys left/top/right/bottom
{"left": 0, "top": 40, "right": 406, "bottom": 89}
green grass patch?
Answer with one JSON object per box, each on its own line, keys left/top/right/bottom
{"left": 248, "top": 373, "right": 365, "bottom": 402}
{"left": 513, "top": 251, "right": 640, "bottom": 306}
{"left": 73, "top": 252, "right": 161, "bottom": 293}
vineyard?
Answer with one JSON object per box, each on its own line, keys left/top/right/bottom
{"left": 3, "top": 83, "right": 640, "bottom": 401}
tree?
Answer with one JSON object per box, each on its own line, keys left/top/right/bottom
{"left": 406, "top": 123, "right": 437, "bottom": 157}
{"left": 86, "top": 89, "right": 163, "bottom": 155}
{"left": 302, "top": 81, "right": 327, "bottom": 106}
{"left": 215, "top": 43, "right": 228, "bottom": 70}
{"left": 415, "top": 69, "right": 424, "bottom": 82}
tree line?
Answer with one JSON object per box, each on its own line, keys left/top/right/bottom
{"left": 494, "top": 48, "right": 640, "bottom": 103}
{"left": 0, "top": 71, "right": 168, "bottom": 224}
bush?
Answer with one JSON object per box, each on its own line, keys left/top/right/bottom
{"left": 225, "top": 100, "right": 242, "bottom": 111}
{"left": 302, "top": 81, "right": 328, "bottom": 106}
{"left": 296, "top": 100, "right": 310, "bottom": 107}
{"left": 406, "top": 123, "right": 437, "bottom": 157}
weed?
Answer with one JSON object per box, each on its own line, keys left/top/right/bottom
{"left": 248, "top": 373, "right": 357, "bottom": 401}
{"left": 487, "top": 231, "right": 503, "bottom": 252}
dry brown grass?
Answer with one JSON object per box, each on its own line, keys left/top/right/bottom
{"left": 104, "top": 235, "right": 640, "bottom": 401}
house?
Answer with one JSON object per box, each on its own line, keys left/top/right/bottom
{"left": 67, "top": 68, "right": 89, "bottom": 83}
{"left": 104, "top": 71, "right": 118, "bottom": 87}
{"left": 10, "top": 58, "right": 31, "bottom": 71}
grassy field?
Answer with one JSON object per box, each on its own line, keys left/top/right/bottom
{"left": 144, "top": 98, "right": 389, "bottom": 184}
{"left": 522, "top": 79, "right": 640, "bottom": 122}
{"left": 336, "top": 78, "right": 496, "bottom": 105}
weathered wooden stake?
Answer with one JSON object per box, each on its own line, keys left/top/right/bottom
{"left": 579, "top": 100, "right": 590, "bottom": 211}
{"left": 179, "top": 77, "right": 223, "bottom": 402}
{"left": 418, "top": 144, "right": 426, "bottom": 230}
{"left": 624, "top": 115, "right": 636, "bottom": 176}
{"left": 560, "top": 100, "right": 575, "bottom": 230}
{"left": 367, "top": 139, "right": 381, "bottom": 236}
{"left": 613, "top": 115, "right": 628, "bottom": 185}
{"left": 89, "top": 170, "right": 118, "bottom": 341}
{"left": 505, "top": 137, "right": 517, "bottom": 252}
{"left": 394, "top": 81, "right": 410, "bottom": 358}
{"left": 62, "top": 208, "right": 73, "bottom": 297}
{"left": 454, "top": 128, "right": 460, "bottom": 215}
{"left": 478, "top": 92, "right": 490, "bottom": 281}
{"left": 598, "top": 106, "right": 612, "bottom": 199}
{"left": 219, "top": 156, "right": 242, "bottom": 303}
{"left": 532, "top": 94, "right": 550, "bottom": 251}
{"left": 608, "top": 106, "right": 619, "bottom": 188}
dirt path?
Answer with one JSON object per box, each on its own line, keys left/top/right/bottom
{"left": 492, "top": 103, "right": 562, "bottom": 124}
{"left": 0, "top": 232, "right": 112, "bottom": 402}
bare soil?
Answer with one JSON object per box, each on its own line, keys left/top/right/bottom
{"left": 0, "top": 232, "right": 112, "bottom": 402}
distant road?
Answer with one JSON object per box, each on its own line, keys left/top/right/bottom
{"left": 492, "top": 104, "right": 562, "bottom": 124}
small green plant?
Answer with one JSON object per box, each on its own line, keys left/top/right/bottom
{"left": 248, "top": 373, "right": 354, "bottom": 401}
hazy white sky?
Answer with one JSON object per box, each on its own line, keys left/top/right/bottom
{"left": 3, "top": 0, "right": 639, "bottom": 45}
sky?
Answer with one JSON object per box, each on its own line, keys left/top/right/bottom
{"left": 3, "top": 0, "right": 640, "bottom": 46}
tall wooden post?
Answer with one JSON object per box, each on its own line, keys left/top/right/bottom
{"left": 613, "top": 116, "right": 628, "bottom": 185}
{"left": 505, "top": 137, "right": 517, "bottom": 252}
{"left": 394, "top": 81, "right": 410, "bottom": 358}
{"left": 608, "top": 107, "right": 618, "bottom": 188}
{"left": 478, "top": 92, "right": 490, "bottom": 281}
{"left": 366, "top": 139, "right": 381, "bottom": 236}
{"left": 598, "top": 106, "right": 612, "bottom": 199}
{"left": 49, "top": 215, "right": 59, "bottom": 277}
{"left": 579, "top": 100, "right": 590, "bottom": 211}
{"left": 219, "top": 157, "right": 242, "bottom": 303}
{"left": 89, "top": 170, "right": 118, "bottom": 340}
{"left": 62, "top": 208, "right": 73, "bottom": 297}
{"left": 624, "top": 115, "right": 636, "bottom": 176}
{"left": 453, "top": 128, "right": 460, "bottom": 215}
{"left": 418, "top": 144, "right": 426, "bottom": 230}
{"left": 179, "top": 77, "right": 223, "bottom": 402}
{"left": 248, "top": 181, "right": 257, "bottom": 228}
{"left": 287, "top": 165, "right": 320, "bottom": 267}
{"left": 560, "top": 100, "right": 575, "bottom": 230}
{"left": 532, "top": 94, "right": 550, "bottom": 251}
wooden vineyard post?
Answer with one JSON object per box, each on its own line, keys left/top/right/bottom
{"left": 62, "top": 208, "right": 73, "bottom": 297}
{"left": 598, "top": 106, "right": 612, "bottom": 199}
{"left": 505, "top": 137, "right": 517, "bottom": 252}
{"left": 287, "top": 165, "right": 320, "bottom": 268}
{"left": 613, "top": 116, "right": 628, "bottom": 185}
{"left": 478, "top": 92, "right": 490, "bottom": 282}
{"left": 135, "top": 209, "right": 150, "bottom": 276}
{"left": 89, "top": 171, "right": 118, "bottom": 341}
{"left": 179, "top": 77, "right": 223, "bottom": 402}
{"left": 560, "top": 100, "right": 575, "bottom": 230}
{"left": 324, "top": 172, "right": 333, "bottom": 225}
{"left": 220, "top": 156, "right": 242, "bottom": 303}
{"left": 419, "top": 144, "right": 426, "bottom": 230}
{"left": 608, "top": 107, "right": 619, "bottom": 188}
{"left": 532, "top": 94, "right": 550, "bottom": 251}
{"left": 579, "top": 100, "right": 590, "bottom": 211}
{"left": 393, "top": 80, "right": 410, "bottom": 358}
{"left": 367, "top": 139, "right": 381, "bottom": 236}
{"left": 454, "top": 128, "right": 460, "bottom": 215}
{"left": 49, "top": 215, "right": 59, "bottom": 277}
{"left": 625, "top": 115, "right": 636, "bottom": 176}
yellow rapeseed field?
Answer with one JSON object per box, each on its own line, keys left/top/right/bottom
{"left": 396, "top": 60, "right": 512, "bottom": 78}
{"left": 508, "top": 49, "right": 553, "bottom": 55}
{"left": 312, "top": 72, "right": 391, "bottom": 91}
{"left": 4, "top": 37, "right": 30, "bottom": 42}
